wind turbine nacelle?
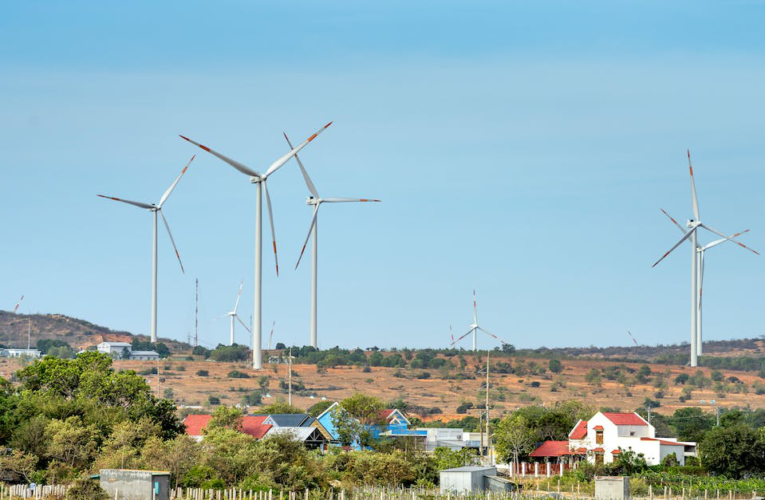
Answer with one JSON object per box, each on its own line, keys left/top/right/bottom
{"left": 306, "top": 196, "right": 320, "bottom": 205}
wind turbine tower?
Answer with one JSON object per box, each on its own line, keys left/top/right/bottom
{"left": 284, "top": 132, "right": 381, "bottom": 349}
{"left": 180, "top": 123, "right": 332, "bottom": 368}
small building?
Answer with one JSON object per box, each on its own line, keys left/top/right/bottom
{"left": 440, "top": 466, "right": 497, "bottom": 494}
{"left": 129, "top": 350, "right": 159, "bottom": 361}
{"left": 99, "top": 469, "right": 170, "bottom": 500}
{"left": 2, "top": 349, "right": 41, "bottom": 358}
{"left": 97, "top": 342, "right": 132, "bottom": 357}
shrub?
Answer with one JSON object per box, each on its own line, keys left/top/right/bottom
{"left": 197, "top": 370, "right": 209, "bottom": 377}
{"left": 227, "top": 370, "right": 250, "bottom": 379}
{"left": 548, "top": 359, "right": 563, "bottom": 373}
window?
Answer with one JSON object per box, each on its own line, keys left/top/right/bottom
{"left": 596, "top": 430, "right": 603, "bottom": 444}
{"left": 595, "top": 452, "right": 604, "bottom": 465}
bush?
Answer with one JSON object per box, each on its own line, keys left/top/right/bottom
{"left": 228, "top": 370, "right": 250, "bottom": 379}
{"left": 66, "top": 477, "right": 108, "bottom": 500}
{"left": 415, "top": 372, "right": 431, "bottom": 380}
{"left": 548, "top": 359, "right": 563, "bottom": 373}
{"left": 208, "top": 396, "right": 221, "bottom": 405}
{"left": 197, "top": 370, "right": 209, "bottom": 377}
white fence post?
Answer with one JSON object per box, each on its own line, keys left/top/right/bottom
{"left": 534, "top": 462, "right": 539, "bottom": 477}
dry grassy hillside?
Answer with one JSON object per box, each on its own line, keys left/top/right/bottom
{"left": 1, "top": 354, "right": 761, "bottom": 420}
{"left": 0, "top": 311, "right": 189, "bottom": 351}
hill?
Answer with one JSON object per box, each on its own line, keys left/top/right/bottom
{"left": 0, "top": 311, "right": 190, "bottom": 352}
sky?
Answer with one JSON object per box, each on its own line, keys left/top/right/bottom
{"left": 2, "top": 1, "right": 765, "bottom": 351}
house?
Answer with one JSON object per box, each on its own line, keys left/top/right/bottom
{"left": 1, "top": 348, "right": 41, "bottom": 358}
{"left": 182, "top": 414, "right": 272, "bottom": 442}
{"left": 130, "top": 350, "right": 160, "bottom": 361}
{"left": 96, "top": 342, "right": 159, "bottom": 360}
{"left": 531, "top": 412, "right": 696, "bottom": 466}
{"left": 316, "top": 403, "right": 413, "bottom": 449}
{"left": 264, "top": 426, "right": 329, "bottom": 449}
{"left": 97, "top": 342, "right": 132, "bottom": 357}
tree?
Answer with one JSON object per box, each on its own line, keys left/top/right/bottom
{"left": 258, "top": 401, "right": 303, "bottom": 414}
{"left": 307, "top": 400, "right": 334, "bottom": 417}
{"left": 141, "top": 435, "right": 201, "bottom": 489}
{"left": 45, "top": 416, "right": 99, "bottom": 470}
{"left": 0, "top": 449, "right": 37, "bottom": 483}
{"left": 674, "top": 373, "right": 689, "bottom": 385}
{"left": 670, "top": 407, "right": 714, "bottom": 442}
{"left": 548, "top": 359, "right": 563, "bottom": 374}
{"left": 699, "top": 425, "right": 765, "bottom": 478}
{"left": 340, "top": 393, "right": 386, "bottom": 427}
{"left": 206, "top": 406, "right": 243, "bottom": 432}
{"left": 493, "top": 415, "right": 538, "bottom": 465}
{"left": 432, "top": 447, "right": 479, "bottom": 470}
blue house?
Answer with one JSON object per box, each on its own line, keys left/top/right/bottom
{"left": 316, "top": 403, "right": 413, "bottom": 449}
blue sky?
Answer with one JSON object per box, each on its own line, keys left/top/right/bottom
{"left": 2, "top": 1, "right": 765, "bottom": 350}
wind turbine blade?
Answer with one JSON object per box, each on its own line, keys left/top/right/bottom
{"left": 234, "top": 280, "right": 243, "bottom": 313}
{"left": 700, "top": 223, "right": 760, "bottom": 256}
{"left": 702, "top": 229, "right": 750, "bottom": 251}
{"left": 159, "top": 211, "right": 185, "bottom": 273}
{"left": 179, "top": 135, "right": 262, "bottom": 178}
{"left": 263, "top": 181, "right": 279, "bottom": 277}
{"left": 283, "top": 132, "right": 319, "bottom": 198}
{"left": 660, "top": 208, "right": 688, "bottom": 235}
{"left": 652, "top": 228, "right": 696, "bottom": 268}
{"left": 688, "top": 149, "right": 700, "bottom": 221}
{"left": 268, "top": 320, "right": 275, "bottom": 350}
{"left": 477, "top": 326, "right": 507, "bottom": 345}
{"left": 473, "top": 290, "right": 478, "bottom": 325}
{"left": 295, "top": 205, "right": 320, "bottom": 270}
{"left": 450, "top": 328, "right": 474, "bottom": 346}
{"left": 627, "top": 330, "right": 638, "bottom": 346}
{"left": 97, "top": 195, "right": 154, "bottom": 210}
{"left": 450, "top": 325, "right": 454, "bottom": 344}
{"left": 264, "top": 122, "right": 332, "bottom": 178}
{"left": 158, "top": 155, "right": 194, "bottom": 208}
{"left": 235, "top": 314, "right": 251, "bottom": 333}
{"left": 323, "top": 198, "right": 381, "bottom": 203}
{"left": 13, "top": 295, "right": 24, "bottom": 314}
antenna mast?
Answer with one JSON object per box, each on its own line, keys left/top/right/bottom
{"left": 27, "top": 318, "right": 31, "bottom": 351}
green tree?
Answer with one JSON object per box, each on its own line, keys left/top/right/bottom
{"left": 258, "top": 401, "right": 303, "bottom": 414}
{"left": 494, "top": 415, "right": 538, "bottom": 464}
{"left": 699, "top": 425, "right": 765, "bottom": 478}
{"left": 307, "top": 400, "right": 334, "bottom": 417}
{"left": 206, "top": 406, "right": 243, "bottom": 432}
{"left": 670, "top": 407, "right": 714, "bottom": 442}
{"left": 548, "top": 359, "right": 563, "bottom": 374}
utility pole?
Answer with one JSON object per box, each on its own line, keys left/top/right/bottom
{"left": 486, "top": 350, "right": 491, "bottom": 465}
{"left": 716, "top": 405, "right": 720, "bottom": 426}
{"left": 194, "top": 278, "right": 199, "bottom": 347}
{"left": 288, "top": 346, "right": 293, "bottom": 406}
{"left": 27, "top": 318, "right": 31, "bottom": 351}
{"left": 646, "top": 406, "right": 652, "bottom": 425}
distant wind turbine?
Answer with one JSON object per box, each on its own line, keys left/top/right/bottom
{"left": 659, "top": 207, "right": 750, "bottom": 358}
{"left": 98, "top": 156, "right": 194, "bottom": 342}
{"left": 180, "top": 122, "right": 332, "bottom": 369}
{"left": 451, "top": 290, "right": 507, "bottom": 351}
{"left": 652, "top": 150, "right": 759, "bottom": 367}
{"left": 284, "top": 132, "right": 380, "bottom": 349}
{"left": 222, "top": 281, "right": 250, "bottom": 346}
{"left": 268, "top": 321, "right": 276, "bottom": 350}
{"left": 627, "top": 331, "right": 638, "bottom": 346}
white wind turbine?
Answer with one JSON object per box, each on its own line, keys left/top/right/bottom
{"left": 284, "top": 132, "right": 381, "bottom": 349}
{"left": 222, "top": 281, "right": 250, "bottom": 346}
{"left": 180, "top": 122, "right": 332, "bottom": 368}
{"left": 98, "top": 156, "right": 194, "bottom": 342}
{"left": 652, "top": 150, "right": 759, "bottom": 367}
{"left": 451, "top": 290, "right": 507, "bottom": 351}
{"left": 13, "top": 295, "right": 24, "bottom": 314}
{"left": 659, "top": 208, "right": 750, "bottom": 358}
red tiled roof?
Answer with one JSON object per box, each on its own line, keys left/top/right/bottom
{"left": 611, "top": 449, "right": 621, "bottom": 454}
{"left": 183, "top": 414, "right": 212, "bottom": 436}
{"left": 593, "top": 448, "right": 605, "bottom": 453}
{"left": 640, "top": 437, "right": 685, "bottom": 446}
{"left": 576, "top": 447, "right": 587, "bottom": 454}
{"left": 569, "top": 420, "right": 588, "bottom": 439}
{"left": 530, "top": 441, "right": 572, "bottom": 458}
{"left": 241, "top": 416, "right": 272, "bottom": 439}
{"left": 183, "top": 414, "right": 272, "bottom": 439}
{"left": 602, "top": 412, "right": 648, "bottom": 426}
{"left": 593, "top": 425, "right": 604, "bottom": 431}
{"left": 379, "top": 409, "right": 395, "bottom": 419}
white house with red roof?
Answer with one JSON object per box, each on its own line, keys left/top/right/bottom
{"left": 531, "top": 412, "right": 695, "bottom": 466}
